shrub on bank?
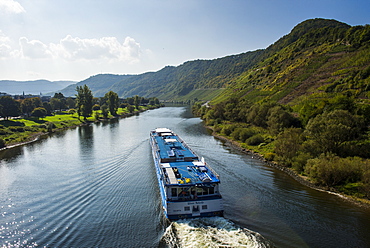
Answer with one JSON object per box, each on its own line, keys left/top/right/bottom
{"left": 305, "top": 154, "right": 365, "bottom": 187}
{"left": 246, "top": 134, "right": 264, "bottom": 146}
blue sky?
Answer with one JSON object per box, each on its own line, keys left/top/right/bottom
{"left": 0, "top": 0, "right": 369, "bottom": 81}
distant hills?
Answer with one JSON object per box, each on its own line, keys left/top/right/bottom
{"left": 2, "top": 18, "right": 369, "bottom": 106}
{"left": 56, "top": 50, "right": 262, "bottom": 99}
{"left": 0, "top": 80, "right": 75, "bottom": 95}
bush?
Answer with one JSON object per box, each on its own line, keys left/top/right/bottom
{"left": 264, "top": 152, "right": 276, "bottom": 161}
{"left": 221, "top": 125, "right": 236, "bottom": 136}
{"left": 213, "top": 125, "right": 222, "bottom": 133}
{"left": 69, "top": 109, "right": 76, "bottom": 115}
{"left": 246, "top": 134, "right": 264, "bottom": 146}
{"left": 230, "top": 128, "right": 242, "bottom": 141}
{"left": 239, "top": 128, "right": 256, "bottom": 142}
{"left": 291, "top": 152, "right": 312, "bottom": 173}
{"left": 305, "top": 153, "right": 364, "bottom": 187}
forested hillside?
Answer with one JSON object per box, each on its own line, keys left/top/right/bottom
{"left": 58, "top": 50, "right": 263, "bottom": 99}
{"left": 214, "top": 18, "right": 370, "bottom": 105}
{"left": 192, "top": 18, "right": 370, "bottom": 201}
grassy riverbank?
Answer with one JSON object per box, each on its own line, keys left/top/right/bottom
{"left": 0, "top": 106, "right": 153, "bottom": 148}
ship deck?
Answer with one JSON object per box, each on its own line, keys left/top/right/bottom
{"left": 151, "top": 128, "right": 220, "bottom": 186}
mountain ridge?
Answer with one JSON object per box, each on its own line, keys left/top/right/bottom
{"left": 0, "top": 80, "right": 76, "bottom": 95}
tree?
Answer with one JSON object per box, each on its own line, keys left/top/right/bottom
{"left": 31, "top": 107, "right": 47, "bottom": 119}
{"left": 53, "top": 92, "right": 65, "bottom": 99}
{"left": 43, "top": 102, "right": 52, "bottom": 115}
{"left": 105, "top": 91, "right": 119, "bottom": 116}
{"left": 101, "top": 104, "right": 109, "bottom": 118}
{"left": 148, "top": 97, "right": 160, "bottom": 106}
{"left": 21, "top": 98, "right": 35, "bottom": 117}
{"left": 127, "top": 104, "right": 135, "bottom": 113}
{"left": 0, "top": 96, "right": 21, "bottom": 120}
{"left": 133, "top": 95, "right": 141, "bottom": 109}
{"left": 50, "top": 98, "right": 62, "bottom": 111}
{"left": 66, "top": 97, "right": 75, "bottom": 109}
{"left": 275, "top": 128, "right": 304, "bottom": 166}
{"left": 247, "top": 102, "right": 276, "bottom": 128}
{"left": 127, "top": 97, "right": 134, "bottom": 105}
{"left": 75, "top": 85, "right": 93, "bottom": 120}
{"left": 305, "top": 110, "right": 365, "bottom": 155}
{"left": 267, "top": 105, "right": 298, "bottom": 135}
{"left": 31, "top": 97, "right": 42, "bottom": 108}
{"left": 51, "top": 93, "right": 66, "bottom": 111}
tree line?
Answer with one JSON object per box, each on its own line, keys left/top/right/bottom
{"left": 0, "top": 85, "right": 161, "bottom": 120}
{"left": 192, "top": 94, "right": 370, "bottom": 199}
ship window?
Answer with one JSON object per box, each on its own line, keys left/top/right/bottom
{"left": 202, "top": 188, "right": 209, "bottom": 195}
{"left": 202, "top": 205, "right": 208, "bottom": 210}
{"left": 196, "top": 187, "right": 210, "bottom": 195}
{"left": 171, "top": 188, "right": 177, "bottom": 197}
{"left": 209, "top": 187, "right": 214, "bottom": 194}
{"left": 184, "top": 206, "right": 190, "bottom": 211}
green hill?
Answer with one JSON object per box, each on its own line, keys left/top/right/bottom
{"left": 59, "top": 18, "right": 369, "bottom": 108}
{"left": 213, "top": 18, "right": 370, "bottom": 105}
{"left": 59, "top": 49, "right": 263, "bottom": 100}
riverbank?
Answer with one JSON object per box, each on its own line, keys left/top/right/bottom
{"left": 206, "top": 126, "right": 370, "bottom": 209}
{"left": 0, "top": 107, "right": 154, "bottom": 152}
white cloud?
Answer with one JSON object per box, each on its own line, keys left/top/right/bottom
{"left": 19, "top": 37, "right": 53, "bottom": 59}
{"left": 0, "top": 0, "right": 25, "bottom": 14}
{"left": 0, "top": 32, "right": 145, "bottom": 64}
{"left": 52, "top": 35, "right": 142, "bottom": 63}
{"left": 0, "top": 30, "right": 13, "bottom": 58}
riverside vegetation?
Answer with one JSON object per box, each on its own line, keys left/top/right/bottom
{"left": 191, "top": 19, "right": 370, "bottom": 202}
{"left": 0, "top": 85, "right": 162, "bottom": 148}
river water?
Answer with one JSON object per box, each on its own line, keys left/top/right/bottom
{"left": 1, "top": 106, "right": 370, "bottom": 247}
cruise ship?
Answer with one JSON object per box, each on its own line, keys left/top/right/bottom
{"left": 150, "top": 128, "right": 223, "bottom": 220}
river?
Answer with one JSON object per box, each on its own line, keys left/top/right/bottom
{"left": 1, "top": 106, "right": 370, "bottom": 247}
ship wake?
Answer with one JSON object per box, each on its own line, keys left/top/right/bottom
{"left": 159, "top": 217, "right": 274, "bottom": 248}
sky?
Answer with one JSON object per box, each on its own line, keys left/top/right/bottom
{"left": 0, "top": 0, "right": 369, "bottom": 82}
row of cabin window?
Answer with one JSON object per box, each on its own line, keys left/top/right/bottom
{"left": 171, "top": 187, "right": 215, "bottom": 197}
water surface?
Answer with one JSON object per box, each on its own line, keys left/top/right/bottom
{"left": 1, "top": 107, "right": 370, "bottom": 247}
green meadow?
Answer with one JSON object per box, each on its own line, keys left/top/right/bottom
{"left": 0, "top": 106, "right": 147, "bottom": 147}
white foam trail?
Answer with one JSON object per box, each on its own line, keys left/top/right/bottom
{"left": 161, "top": 217, "right": 274, "bottom": 248}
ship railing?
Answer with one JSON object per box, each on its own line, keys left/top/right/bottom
{"left": 206, "top": 165, "right": 220, "bottom": 180}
